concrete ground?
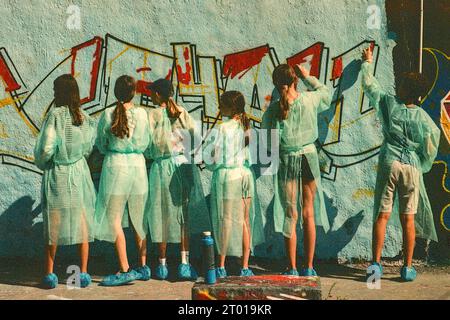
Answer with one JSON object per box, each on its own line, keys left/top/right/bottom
{"left": 0, "top": 257, "right": 448, "bottom": 300}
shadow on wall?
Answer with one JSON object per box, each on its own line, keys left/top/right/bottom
{"left": 0, "top": 196, "right": 43, "bottom": 258}
{"left": 254, "top": 192, "right": 365, "bottom": 261}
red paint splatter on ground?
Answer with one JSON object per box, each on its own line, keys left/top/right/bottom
{"left": 0, "top": 54, "right": 21, "bottom": 92}
{"left": 70, "top": 36, "right": 103, "bottom": 104}
{"left": 287, "top": 42, "right": 324, "bottom": 78}
{"left": 223, "top": 46, "right": 270, "bottom": 79}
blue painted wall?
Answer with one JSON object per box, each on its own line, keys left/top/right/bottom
{"left": 0, "top": 0, "right": 446, "bottom": 262}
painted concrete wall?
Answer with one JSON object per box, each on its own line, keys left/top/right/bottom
{"left": 0, "top": 0, "right": 447, "bottom": 262}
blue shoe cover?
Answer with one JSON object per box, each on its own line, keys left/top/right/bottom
{"left": 42, "top": 273, "right": 58, "bottom": 289}
{"left": 366, "top": 262, "right": 383, "bottom": 279}
{"left": 155, "top": 264, "right": 169, "bottom": 280}
{"left": 80, "top": 273, "right": 92, "bottom": 288}
{"left": 100, "top": 270, "right": 138, "bottom": 286}
{"left": 282, "top": 268, "right": 299, "bottom": 276}
{"left": 215, "top": 267, "right": 227, "bottom": 278}
{"left": 239, "top": 268, "right": 255, "bottom": 277}
{"left": 300, "top": 268, "right": 318, "bottom": 277}
{"left": 178, "top": 263, "right": 198, "bottom": 280}
{"left": 400, "top": 266, "right": 417, "bottom": 282}
{"left": 134, "top": 265, "right": 151, "bottom": 281}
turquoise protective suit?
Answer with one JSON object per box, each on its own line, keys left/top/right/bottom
{"left": 94, "top": 105, "right": 150, "bottom": 242}
{"left": 145, "top": 105, "right": 209, "bottom": 244}
{"left": 203, "top": 117, "right": 265, "bottom": 257}
{"left": 262, "top": 75, "right": 331, "bottom": 238}
{"left": 34, "top": 106, "right": 96, "bottom": 245}
{"left": 361, "top": 61, "right": 440, "bottom": 241}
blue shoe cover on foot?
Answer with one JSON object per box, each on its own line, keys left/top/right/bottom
{"left": 400, "top": 266, "right": 417, "bottom": 282}
{"left": 300, "top": 268, "right": 318, "bottom": 277}
{"left": 134, "top": 265, "right": 151, "bottom": 281}
{"left": 100, "top": 270, "right": 138, "bottom": 286}
{"left": 239, "top": 268, "right": 255, "bottom": 277}
{"left": 42, "top": 273, "right": 58, "bottom": 289}
{"left": 155, "top": 264, "right": 169, "bottom": 280}
{"left": 178, "top": 263, "right": 198, "bottom": 280}
{"left": 366, "top": 262, "right": 383, "bottom": 279}
{"left": 80, "top": 273, "right": 91, "bottom": 288}
{"left": 282, "top": 268, "right": 299, "bottom": 276}
{"left": 215, "top": 267, "right": 227, "bottom": 278}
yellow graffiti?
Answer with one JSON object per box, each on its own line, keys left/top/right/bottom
{"left": 352, "top": 188, "right": 375, "bottom": 201}
{"left": 327, "top": 99, "right": 342, "bottom": 140}
{"left": 432, "top": 160, "right": 450, "bottom": 232}
{"left": 0, "top": 122, "right": 8, "bottom": 138}
{"left": 441, "top": 95, "right": 450, "bottom": 144}
{"left": 0, "top": 149, "right": 34, "bottom": 162}
{"left": 440, "top": 203, "right": 450, "bottom": 232}
{"left": 107, "top": 46, "right": 131, "bottom": 74}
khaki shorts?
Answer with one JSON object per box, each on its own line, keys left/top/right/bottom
{"left": 379, "top": 160, "right": 420, "bottom": 215}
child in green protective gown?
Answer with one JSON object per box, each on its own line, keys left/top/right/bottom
{"left": 95, "top": 75, "right": 151, "bottom": 286}
{"left": 145, "top": 79, "right": 207, "bottom": 281}
{"left": 34, "top": 74, "right": 96, "bottom": 289}
{"left": 262, "top": 64, "right": 331, "bottom": 277}
{"left": 203, "top": 91, "right": 264, "bottom": 278}
{"left": 362, "top": 47, "right": 440, "bottom": 282}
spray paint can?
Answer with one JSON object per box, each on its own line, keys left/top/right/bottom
{"left": 202, "top": 231, "right": 216, "bottom": 284}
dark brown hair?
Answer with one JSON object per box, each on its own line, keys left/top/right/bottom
{"left": 397, "top": 72, "right": 430, "bottom": 105}
{"left": 53, "top": 74, "right": 83, "bottom": 126}
{"left": 111, "top": 75, "right": 136, "bottom": 139}
{"left": 158, "top": 84, "right": 180, "bottom": 119}
{"left": 272, "top": 64, "right": 298, "bottom": 120}
{"left": 220, "top": 91, "right": 250, "bottom": 145}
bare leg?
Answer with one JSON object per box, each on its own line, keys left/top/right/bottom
{"left": 45, "top": 245, "right": 58, "bottom": 275}
{"left": 241, "top": 198, "right": 251, "bottom": 269}
{"left": 113, "top": 214, "right": 130, "bottom": 272}
{"left": 218, "top": 200, "right": 233, "bottom": 268}
{"left": 46, "top": 210, "right": 60, "bottom": 275}
{"left": 301, "top": 178, "right": 316, "bottom": 269}
{"left": 283, "top": 180, "right": 298, "bottom": 270}
{"left": 158, "top": 242, "right": 167, "bottom": 260}
{"left": 400, "top": 213, "right": 415, "bottom": 267}
{"left": 181, "top": 204, "right": 189, "bottom": 252}
{"left": 134, "top": 233, "right": 147, "bottom": 267}
{"left": 79, "top": 243, "right": 89, "bottom": 273}
{"left": 372, "top": 212, "right": 391, "bottom": 263}
{"left": 79, "top": 213, "right": 89, "bottom": 273}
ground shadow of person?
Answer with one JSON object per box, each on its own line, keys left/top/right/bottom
{"left": 0, "top": 196, "right": 43, "bottom": 287}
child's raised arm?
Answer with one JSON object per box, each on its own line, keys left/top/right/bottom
{"left": 296, "top": 64, "right": 331, "bottom": 113}
{"left": 361, "top": 47, "right": 387, "bottom": 108}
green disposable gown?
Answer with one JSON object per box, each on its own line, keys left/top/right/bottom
{"left": 145, "top": 105, "right": 209, "bottom": 243}
{"left": 94, "top": 105, "right": 150, "bottom": 242}
{"left": 361, "top": 61, "right": 440, "bottom": 241}
{"left": 34, "top": 106, "right": 96, "bottom": 245}
{"left": 203, "top": 117, "right": 265, "bottom": 257}
{"left": 262, "top": 76, "right": 331, "bottom": 238}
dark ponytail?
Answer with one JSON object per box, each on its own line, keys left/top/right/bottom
{"left": 220, "top": 91, "right": 250, "bottom": 146}
{"left": 53, "top": 74, "right": 83, "bottom": 126}
{"left": 111, "top": 75, "right": 136, "bottom": 139}
{"left": 272, "top": 64, "right": 298, "bottom": 120}
{"left": 167, "top": 96, "right": 181, "bottom": 119}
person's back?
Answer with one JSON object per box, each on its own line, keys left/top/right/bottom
{"left": 97, "top": 106, "right": 149, "bottom": 157}
{"left": 34, "top": 74, "right": 96, "bottom": 289}
{"left": 361, "top": 47, "right": 440, "bottom": 282}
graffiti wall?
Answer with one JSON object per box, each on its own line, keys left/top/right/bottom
{"left": 0, "top": 0, "right": 446, "bottom": 261}
{"left": 386, "top": 0, "right": 450, "bottom": 261}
